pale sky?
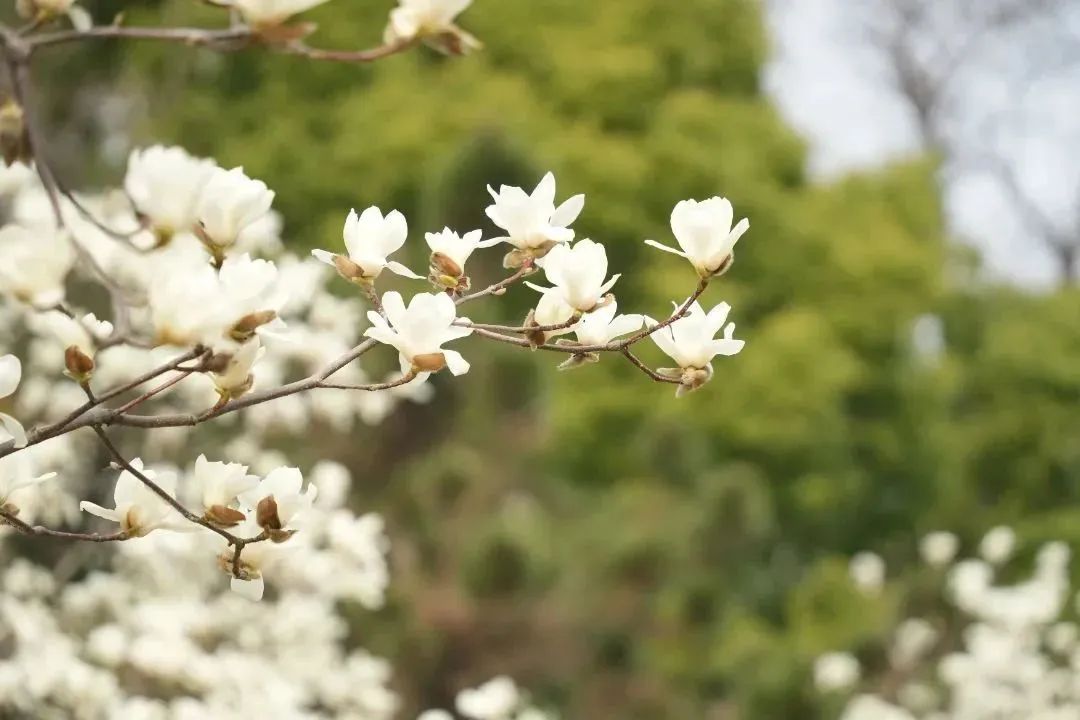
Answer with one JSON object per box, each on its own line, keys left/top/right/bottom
{"left": 763, "top": 0, "right": 1080, "bottom": 288}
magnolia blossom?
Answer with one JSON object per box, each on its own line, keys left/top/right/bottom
{"left": 386, "top": 0, "right": 473, "bottom": 42}
{"left": 0, "top": 224, "right": 75, "bottom": 307}
{"left": 456, "top": 676, "right": 521, "bottom": 720}
{"left": 920, "top": 531, "right": 959, "bottom": 568}
{"left": 0, "top": 452, "right": 55, "bottom": 511}
{"left": 125, "top": 145, "right": 217, "bottom": 243}
{"left": 239, "top": 466, "right": 317, "bottom": 533}
{"left": 426, "top": 227, "right": 483, "bottom": 279}
{"left": 571, "top": 301, "right": 644, "bottom": 346}
{"left": 196, "top": 167, "right": 275, "bottom": 255}
{"left": 528, "top": 239, "right": 619, "bottom": 313}
{"left": 313, "top": 207, "right": 421, "bottom": 282}
{"left": 849, "top": 551, "right": 886, "bottom": 594}
{"left": 364, "top": 292, "right": 473, "bottom": 375}
{"left": 0, "top": 355, "right": 27, "bottom": 448}
{"left": 645, "top": 197, "right": 749, "bottom": 276}
{"left": 212, "top": 339, "right": 265, "bottom": 401}
{"left": 79, "top": 459, "right": 182, "bottom": 537}
{"left": 484, "top": 172, "right": 584, "bottom": 254}
{"left": 980, "top": 525, "right": 1016, "bottom": 564}
{"left": 648, "top": 301, "right": 744, "bottom": 394}
{"left": 192, "top": 455, "right": 258, "bottom": 522}
{"left": 232, "top": 0, "right": 331, "bottom": 27}
{"left": 218, "top": 518, "right": 280, "bottom": 601}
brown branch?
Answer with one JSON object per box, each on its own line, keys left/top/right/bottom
{"left": 113, "top": 370, "right": 195, "bottom": 415}
{"left": 621, "top": 348, "right": 680, "bottom": 384}
{"left": 455, "top": 263, "right": 536, "bottom": 306}
{"left": 0, "top": 507, "right": 130, "bottom": 542}
{"left": 316, "top": 369, "right": 417, "bottom": 392}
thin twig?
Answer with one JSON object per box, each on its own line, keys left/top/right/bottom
{"left": 0, "top": 507, "right": 131, "bottom": 542}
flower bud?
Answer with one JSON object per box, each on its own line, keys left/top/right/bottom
{"left": 205, "top": 504, "right": 247, "bottom": 528}
{"left": 330, "top": 253, "right": 374, "bottom": 284}
{"left": 1, "top": 501, "right": 20, "bottom": 517}
{"left": 64, "top": 345, "right": 95, "bottom": 383}
{"left": 523, "top": 309, "right": 546, "bottom": 349}
{"left": 256, "top": 495, "right": 282, "bottom": 531}
{"left": 411, "top": 352, "right": 447, "bottom": 373}
{"left": 229, "top": 310, "right": 277, "bottom": 343}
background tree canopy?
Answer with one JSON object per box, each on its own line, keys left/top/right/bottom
{"left": 32, "top": 0, "right": 1080, "bottom": 716}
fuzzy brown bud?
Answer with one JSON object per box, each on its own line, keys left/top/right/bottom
{"left": 0, "top": 100, "right": 30, "bottom": 167}
{"left": 256, "top": 495, "right": 282, "bottom": 531}
{"left": 229, "top": 310, "right": 277, "bottom": 343}
{"left": 64, "top": 345, "right": 95, "bottom": 383}
{"left": 411, "top": 352, "right": 447, "bottom": 373}
{"left": 430, "top": 251, "right": 463, "bottom": 279}
{"left": 205, "top": 505, "right": 246, "bottom": 528}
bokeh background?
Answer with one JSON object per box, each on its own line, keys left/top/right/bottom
{"left": 27, "top": 0, "right": 1080, "bottom": 717}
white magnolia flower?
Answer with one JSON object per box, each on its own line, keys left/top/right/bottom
{"left": 483, "top": 172, "right": 585, "bottom": 252}
{"left": 920, "top": 531, "right": 959, "bottom": 568}
{"left": 645, "top": 197, "right": 749, "bottom": 277}
{"left": 0, "top": 452, "right": 56, "bottom": 508}
{"left": 239, "top": 466, "right": 317, "bottom": 531}
{"left": 528, "top": 239, "right": 619, "bottom": 313}
{"left": 232, "top": 0, "right": 332, "bottom": 27}
{"left": 417, "top": 711, "right": 454, "bottom": 720}
{"left": 196, "top": 167, "right": 275, "bottom": 254}
{"left": 980, "top": 525, "right": 1016, "bottom": 565}
{"left": 191, "top": 454, "right": 258, "bottom": 514}
{"left": 648, "top": 301, "right": 745, "bottom": 370}
{"left": 212, "top": 339, "right": 265, "bottom": 400}
{"left": 79, "top": 459, "right": 182, "bottom": 537}
{"left": 0, "top": 355, "right": 27, "bottom": 448}
{"left": 572, "top": 301, "right": 644, "bottom": 346}
{"left": 0, "top": 224, "right": 75, "bottom": 307}
{"left": 814, "top": 652, "right": 861, "bottom": 692}
{"left": 364, "top": 291, "right": 473, "bottom": 375}
{"left": 220, "top": 519, "right": 281, "bottom": 601}
{"left": 125, "top": 145, "right": 217, "bottom": 241}
{"left": 29, "top": 310, "right": 113, "bottom": 357}
{"left": 425, "top": 227, "right": 483, "bottom": 277}
{"left": 16, "top": 0, "right": 91, "bottom": 30}
{"left": 313, "top": 207, "right": 421, "bottom": 281}
{"left": 455, "top": 676, "right": 520, "bottom": 720}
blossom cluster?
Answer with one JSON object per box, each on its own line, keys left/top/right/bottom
{"left": 816, "top": 527, "right": 1080, "bottom": 720}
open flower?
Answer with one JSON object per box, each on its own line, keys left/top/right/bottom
{"left": 239, "top": 466, "right": 317, "bottom": 538}
{"left": 364, "top": 291, "right": 473, "bottom": 375}
{"left": 0, "top": 452, "right": 55, "bottom": 513}
{"left": 572, "top": 301, "right": 643, "bottom": 347}
{"left": 527, "top": 239, "right": 619, "bottom": 313}
{"left": 0, "top": 355, "right": 27, "bottom": 448}
{"left": 196, "top": 167, "right": 275, "bottom": 257}
{"left": 426, "top": 227, "right": 483, "bottom": 282}
{"left": 79, "top": 459, "right": 183, "bottom": 537}
{"left": 125, "top": 145, "right": 217, "bottom": 245}
{"left": 192, "top": 454, "right": 258, "bottom": 527}
{"left": 231, "top": 0, "right": 332, "bottom": 27}
{"left": 483, "top": 172, "right": 585, "bottom": 258}
{"left": 0, "top": 224, "right": 75, "bottom": 307}
{"left": 313, "top": 207, "right": 421, "bottom": 283}
{"left": 647, "top": 301, "right": 745, "bottom": 396}
{"left": 384, "top": 0, "right": 477, "bottom": 52}
{"left": 645, "top": 197, "right": 749, "bottom": 277}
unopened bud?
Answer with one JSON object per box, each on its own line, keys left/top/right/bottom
{"left": 256, "top": 495, "right": 282, "bottom": 531}
{"left": 503, "top": 249, "right": 526, "bottom": 270}
{"left": 268, "top": 528, "right": 296, "bottom": 544}
{"left": 205, "top": 504, "right": 246, "bottom": 528}
{"left": 0, "top": 100, "right": 30, "bottom": 167}
{"left": 1, "top": 501, "right": 20, "bottom": 517}
{"left": 64, "top": 345, "right": 95, "bottom": 383}
{"left": 523, "top": 309, "right": 546, "bottom": 349}
{"left": 411, "top": 352, "right": 447, "bottom": 373}
{"left": 229, "top": 310, "right": 277, "bottom": 343}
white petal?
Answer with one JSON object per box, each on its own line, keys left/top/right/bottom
{"left": 0, "top": 355, "right": 21, "bottom": 398}
{"left": 385, "top": 261, "right": 423, "bottom": 280}
{"left": 442, "top": 350, "right": 470, "bottom": 376}
{"left": 79, "top": 501, "right": 121, "bottom": 523}
{"left": 67, "top": 5, "right": 92, "bottom": 31}
{"left": 710, "top": 339, "right": 745, "bottom": 357}
{"left": 231, "top": 575, "right": 265, "bottom": 601}
{"left": 643, "top": 239, "right": 688, "bottom": 259}
{"left": 311, "top": 249, "right": 336, "bottom": 266}
{"left": 0, "top": 413, "right": 26, "bottom": 449}
{"left": 551, "top": 193, "right": 585, "bottom": 228}
{"left": 476, "top": 236, "right": 508, "bottom": 248}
